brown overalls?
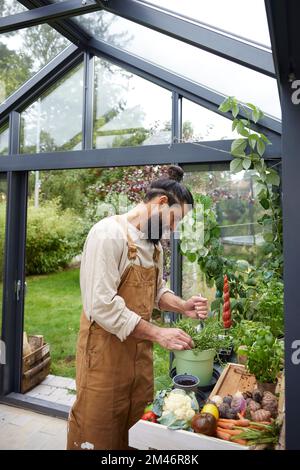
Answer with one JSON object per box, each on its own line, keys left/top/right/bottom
{"left": 66, "top": 215, "right": 160, "bottom": 450}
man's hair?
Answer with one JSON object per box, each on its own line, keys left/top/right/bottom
{"left": 144, "top": 165, "right": 194, "bottom": 207}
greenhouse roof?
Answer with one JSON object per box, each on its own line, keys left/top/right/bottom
{"left": 0, "top": 0, "right": 281, "bottom": 129}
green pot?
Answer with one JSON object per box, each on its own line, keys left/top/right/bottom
{"left": 173, "top": 349, "right": 216, "bottom": 387}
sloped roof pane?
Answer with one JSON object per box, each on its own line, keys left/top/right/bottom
{"left": 144, "top": 0, "right": 271, "bottom": 47}
{"left": 182, "top": 99, "right": 239, "bottom": 142}
{"left": 0, "top": 2, "right": 70, "bottom": 104}
{"left": 0, "top": 123, "right": 9, "bottom": 156}
{"left": 93, "top": 57, "right": 172, "bottom": 149}
{"left": 74, "top": 11, "right": 280, "bottom": 119}
{"left": 1, "top": 0, "right": 27, "bottom": 16}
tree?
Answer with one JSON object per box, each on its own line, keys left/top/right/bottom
{"left": 0, "top": 43, "right": 32, "bottom": 102}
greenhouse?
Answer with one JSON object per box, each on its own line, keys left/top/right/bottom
{"left": 0, "top": 0, "right": 298, "bottom": 452}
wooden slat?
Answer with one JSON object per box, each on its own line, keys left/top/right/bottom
{"left": 23, "top": 355, "right": 51, "bottom": 379}
{"left": 209, "top": 363, "right": 257, "bottom": 398}
{"left": 129, "top": 420, "right": 249, "bottom": 450}
{"left": 23, "top": 343, "right": 50, "bottom": 372}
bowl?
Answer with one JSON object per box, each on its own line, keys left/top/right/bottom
{"left": 172, "top": 373, "right": 200, "bottom": 392}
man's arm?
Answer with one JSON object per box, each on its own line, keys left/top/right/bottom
{"left": 130, "top": 318, "right": 194, "bottom": 351}
{"left": 158, "top": 291, "right": 208, "bottom": 319}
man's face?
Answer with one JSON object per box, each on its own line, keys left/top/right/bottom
{"left": 142, "top": 199, "right": 191, "bottom": 244}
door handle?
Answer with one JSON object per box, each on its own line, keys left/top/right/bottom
{"left": 16, "top": 280, "right": 27, "bottom": 301}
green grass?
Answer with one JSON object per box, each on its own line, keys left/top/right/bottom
{"left": 24, "top": 268, "right": 82, "bottom": 378}
{"left": 24, "top": 268, "right": 170, "bottom": 386}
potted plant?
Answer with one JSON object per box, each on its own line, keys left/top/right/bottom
{"left": 232, "top": 321, "right": 284, "bottom": 393}
{"left": 172, "top": 316, "right": 232, "bottom": 387}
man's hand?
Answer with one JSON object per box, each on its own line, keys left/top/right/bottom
{"left": 182, "top": 295, "right": 208, "bottom": 320}
{"left": 156, "top": 327, "right": 194, "bottom": 351}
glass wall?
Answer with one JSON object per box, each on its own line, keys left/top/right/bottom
{"left": 0, "top": 0, "right": 70, "bottom": 104}
{"left": 24, "top": 165, "right": 170, "bottom": 395}
{"left": 93, "top": 57, "right": 172, "bottom": 149}
{"left": 182, "top": 167, "right": 265, "bottom": 302}
{"left": 0, "top": 124, "right": 9, "bottom": 156}
{"left": 182, "top": 98, "right": 239, "bottom": 142}
{"left": 20, "top": 63, "right": 84, "bottom": 154}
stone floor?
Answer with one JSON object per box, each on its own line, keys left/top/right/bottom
{"left": 25, "top": 374, "right": 76, "bottom": 407}
{"left": 0, "top": 403, "right": 67, "bottom": 450}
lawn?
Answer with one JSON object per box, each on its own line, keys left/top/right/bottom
{"left": 24, "top": 268, "right": 170, "bottom": 388}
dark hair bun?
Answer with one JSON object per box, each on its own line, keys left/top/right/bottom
{"left": 167, "top": 165, "right": 184, "bottom": 183}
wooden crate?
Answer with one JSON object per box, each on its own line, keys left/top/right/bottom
{"left": 208, "top": 362, "right": 257, "bottom": 398}
{"left": 22, "top": 338, "right": 51, "bottom": 393}
{"left": 129, "top": 363, "right": 285, "bottom": 450}
{"left": 129, "top": 420, "right": 249, "bottom": 450}
{"left": 129, "top": 363, "right": 252, "bottom": 450}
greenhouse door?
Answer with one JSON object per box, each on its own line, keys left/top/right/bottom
{"left": 0, "top": 171, "right": 28, "bottom": 398}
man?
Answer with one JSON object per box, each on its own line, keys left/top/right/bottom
{"left": 67, "top": 165, "right": 208, "bottom": 450}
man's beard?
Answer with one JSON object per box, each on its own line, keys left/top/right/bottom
{"left": 141, "top": 214, "right": 164, "bottom": 245}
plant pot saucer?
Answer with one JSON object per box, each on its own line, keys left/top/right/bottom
{"left": 170, "top": 367, "right": 220, "bottom": 393}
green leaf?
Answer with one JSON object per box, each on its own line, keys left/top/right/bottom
{"left": 231, "top": 138, "right": 247, "bottom": 157}
{"left": 187, "top": 252, "right": 197, "bottom": 263}
{"left": 237, "top": 121, "right": 249, "bottom": 137}
{"left": 248, "top": 134, "right": 258, "bottom": 150}
{"left": 257, "top": 140, "right": 266, "bottom": 156}
{"left": 242, "top": 158, "right": 252, "bottom": 170}
{"left": 245, "top": 102, "right": 256, "bottom": 111}
{"left": 232, "top": 102, "right": 239, "bottom": 118}
{"left": 260, "top": 133, "right": 271, "bottom": 145}
{"left": 252, "top": 108, "right": 261, "bottom": 123}
{"left": 218, "top": 98, "right": 232, "bottom": 113}
{"left": 230, "top": 158, "right": 244, "bottom": 173}
{"left": 266, "top": 169, "right": 280, "bottom": 186}
{"left": 260, "top": 198, "right": 270, "bottom": 210}
{"left": 263, "top": 232, "right": 274, "bottom": 242}
{"left": 232, "top": 119, "right": 239, "bottom": 131}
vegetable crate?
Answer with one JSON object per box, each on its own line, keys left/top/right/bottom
{"left": 129, "top": 364, "right": 254, "bottom": 450}
{"left": 22, "top": 335, "right": 51, "bottom": 393}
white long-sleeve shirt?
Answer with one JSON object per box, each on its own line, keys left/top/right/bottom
{"left": 80, "top": 214, "right": 174, "bottom": 342}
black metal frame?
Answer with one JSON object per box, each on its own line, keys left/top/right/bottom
{"left": 2, "top": 0, "right": 299, "bottom": 450}
{"left": 265, "top": 0, "right": 300, "bottom": 450}
{"left": 0, "top": 0, "right": 101, "bottom": 34}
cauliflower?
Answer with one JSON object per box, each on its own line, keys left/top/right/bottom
{"left": 161, "top": 389, "right": 196, "bottom": 422}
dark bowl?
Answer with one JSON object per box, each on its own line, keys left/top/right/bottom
{"left": 170, "top": 367, "right": 220, "bottom": 393}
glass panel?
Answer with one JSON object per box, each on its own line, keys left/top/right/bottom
{"left": 0, "top": 2, "right": 70, "bottom": 104}
{"left": 76, "top": 11, "right": 280, "bottom": 119}
{"left": 0, "top": 173, "right": 7, "bottom": 350}
{"left": 93, "top": 57, "right": 172, "bottom": 149}
{"left": 182, "top": 167, "right": 266, "bottom": 302}
{"left": 1, "top": 0, "right": 26, "bottom": 16}
{"left": 24, "top": 165, "right": 170, "bottom": 392}
{"left": 0, "top": 124, "right": 9, "bottom": 156}
{"left": 20, "top": 63, "right": 84, "bottom": 154}
{"left": 182, "top": 99, "right": 239, "bottom": 142}
{"left": 143, "top": 0, "right": 271, "bottom": 47}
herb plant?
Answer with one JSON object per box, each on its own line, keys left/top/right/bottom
{"left": 175, "top": 316, "right": 232, "bottom": 359}
{"left": 232, "top": 321, "right": 284, "bottom": 383}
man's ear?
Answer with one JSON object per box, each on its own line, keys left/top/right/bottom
{"left": 158, "top": 194, "right": 169, "bottom": 206}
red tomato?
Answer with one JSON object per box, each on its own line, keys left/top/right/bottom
{"left": 141, "top": 411, "right": 157, "bottom": 423}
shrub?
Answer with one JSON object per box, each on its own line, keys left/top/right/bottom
{"left": 26, "top": 200, "right": 85, "bottom": 275}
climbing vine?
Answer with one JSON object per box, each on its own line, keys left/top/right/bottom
{"left": 179, "top": 98, "right": 283, "bottom": 321}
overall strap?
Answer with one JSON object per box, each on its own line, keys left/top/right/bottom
{"left": 114, "top": 215, "right": 138, "bottom": 262}
{"left": 153, "top": 244, "right": 161, "bottom": 264}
